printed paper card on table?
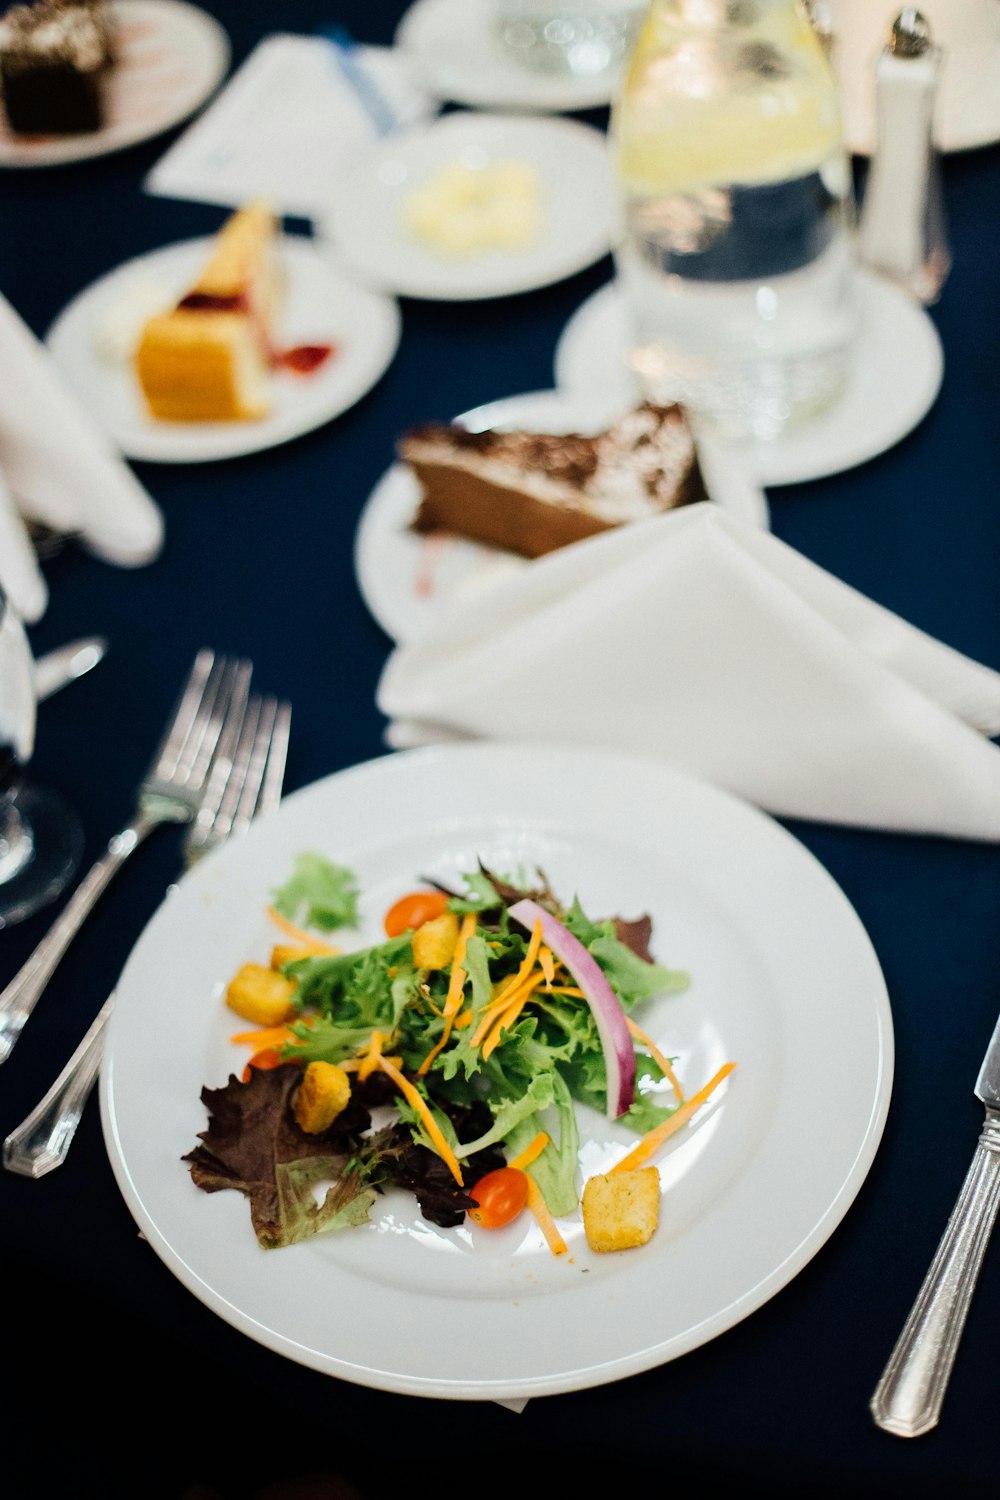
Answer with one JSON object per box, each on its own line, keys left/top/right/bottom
{"left": 145, "top": 32, "right": 439, "bottom": 222}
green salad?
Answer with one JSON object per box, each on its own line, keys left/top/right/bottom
{"left": 185, "top": 855, "right": 733, "bottom": 1254}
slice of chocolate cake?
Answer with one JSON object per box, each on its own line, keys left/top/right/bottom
{"left": 399, "top": 402, "right": 708, "bottom": 559}
{"left": 0, "top": 0, "right": 113, "bottom": 135}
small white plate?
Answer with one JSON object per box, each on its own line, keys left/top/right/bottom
{"left": 44, "top": 234, "right": 401, "bottom": 464}
{"left": 0, "top": 0, "right": 230, "bottom": 169}
{"left": 395, "top": 0, "right": 626, "bottom": 112}
{"left": 355, "top": 386, "right": 769, "bottom": 643}
{"left": 100, "top": 741, "right": 893, "bottom": 1401}
{"left": 320, "top": 112, "right": 614, "bottom": 301}
{"left": 553, "top": 271, "right": 945, "bottom": 488}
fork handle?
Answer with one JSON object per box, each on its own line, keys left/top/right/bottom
{"left": 3, "top": 997, "right": 113, "bottom": 1177}
{"left": 0, "top": 813, "right": 156, "bottom": 1065}
{"left": 870, "top": 1109, "right": 1000, "bottom": 1437}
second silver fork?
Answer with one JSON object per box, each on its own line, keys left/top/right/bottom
{"left": 2, "top": 690, "right": 290, "bottom": 1179}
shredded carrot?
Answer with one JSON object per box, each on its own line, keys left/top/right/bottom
{"left": 508, "top": 1131, "right": 549, "bottom": 1171}
{"left": 230, "top": 1015, "right": 315, "bottom": 1049}
{"left": 539, "top": 946, "right": 556, "bottom": 987}
{"left": 264, "top": 905, "right": 338, "bottom": 954}
{"left": 356, "top": 1028, "right": 384, "bottom": 1082}
{"left": 545, "top": 985, "right": 586, "bottom": 998}
{"left": 454, "top": 1010, "right": 473, "bottom": 1029}
{"left": 610, "top": 1062, "right": 737, "bottom": 1173}
{"left": 481, "top": 978, "right": 544, "bottom": 1059}
{"left": 377, "top": 1054, "right": 464, "bottom": 1185}
{"left": 625, "top": 1015, "right": 686, "bottom": 1103}
{"left": 525, "top": 1176, "right": 567, "bottom": 1256}
{"left": 417, "top": 912, "right": 477, "bottom": 1074}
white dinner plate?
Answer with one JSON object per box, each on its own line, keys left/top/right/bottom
{"left": 395, "top": 0, "right": 628, "bottom": 112}
{"left": 553, "top": 272, "right": 945, "bottom": 488}
{"left": 355, "top": 386, "right": 769, "bottom": 644}
{"left": 320, "top": 112, "right": 614, "bottom": 302}
{"left": 44, "top": 234, "right": 401, "bottom": 464}
{"left": 0, "top": 0, "right": 230, "bottom": 169}
{"left": 100, "top": 742, "right": 893, "bottom": 1402}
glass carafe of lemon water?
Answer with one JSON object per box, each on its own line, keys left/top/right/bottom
{"left": 610, "top": 0, "right": 857, "bottom": 442}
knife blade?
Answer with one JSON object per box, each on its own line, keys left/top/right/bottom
{"left": 975, "top": 1013, "right": 1000, "bottom": 1107}
{"left": 871, "top": 1011, "right": 1000, "bottom": 1437}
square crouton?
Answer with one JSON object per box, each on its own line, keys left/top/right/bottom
{"left": 582, "top": 1167, "right": 660, "bottom": 1252}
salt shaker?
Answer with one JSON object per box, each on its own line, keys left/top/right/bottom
{"left": 858, "top": 8, "right": 950, "bottom": 304}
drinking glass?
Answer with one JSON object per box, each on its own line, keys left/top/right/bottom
{"left": 492, "top": 0, "right": 648, "bottom": 78}
{"left": 0, "top": 586, "right": 82, "bottom": 928}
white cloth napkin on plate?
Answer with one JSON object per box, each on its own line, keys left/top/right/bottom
{"left": 377, "top": 502, "right": 1000, "bottom": 841}
{"left": 0, "top": 290, "right": 163, "bottom": 622}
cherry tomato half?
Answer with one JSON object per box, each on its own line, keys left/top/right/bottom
{"left": 384, "top": 889, "right": 450, "bottom": 937}
{"left": 468, "top": 1167, "right": 529, "bottom": 1228}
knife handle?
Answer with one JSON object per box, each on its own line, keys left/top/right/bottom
{"left": 870, "top": 1108, "right": 1000, "bottom": 1437}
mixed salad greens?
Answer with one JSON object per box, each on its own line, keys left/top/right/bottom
{"left": 185, "top": 855, "right": 733, "bottom": 1253}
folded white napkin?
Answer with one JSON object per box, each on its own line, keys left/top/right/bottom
{"left": 377, "top": 503, "right": 1000, "bottom": 841}
{"left": 0, "top": 290, "right": 163, "bottom": 622}
{"left": 145, "top": 33, "right": 438, "bottom": 220}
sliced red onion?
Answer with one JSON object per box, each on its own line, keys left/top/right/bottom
{"left": 507, "top": 898, "right": 635, "bottom": 1120}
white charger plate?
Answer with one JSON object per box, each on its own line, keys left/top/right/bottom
{"left": 395, "top": 0, "right": 629, "bottom": 112}
{"left": 100, "top": 741, "right": 893, "bottom": 1401}
{"left": 355, "top": 386, "right": 769, "bottom": 644}
{"left": 553, "top": 271, "right": 945, "bottom": 488}
{"left": 320, "top": 112, "right": 614, "bottom": 301}
{"left": 44, "top": 235, "right": 401, "bottom": 464}
{"left": 0, "top": 0, "right": 230, "bottom": 169}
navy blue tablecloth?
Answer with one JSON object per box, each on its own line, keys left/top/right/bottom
{"left": 2, "top": 4, "right": 999, "bottom": 1496}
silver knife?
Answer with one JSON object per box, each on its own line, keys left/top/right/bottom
{"left": 35, "top": 636, "right": 107, "bottom": 703}
{"left": 871, "top": 1011, "right": 1000, "bottom": 1436}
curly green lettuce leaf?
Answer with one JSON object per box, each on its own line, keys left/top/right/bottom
{"left": 271, "top": 853, "right": 359, "bottom": 932}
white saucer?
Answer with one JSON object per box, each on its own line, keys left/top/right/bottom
{"left": 319, "top": 112, "right": 614, "bottom": 301}
{"left": 45, "top": 235, "right": 401, "bottom": 465}
{"left": 0, "top": 0, "right": 230, "bottom": 169}
{"left": 354, "top": 386, "right": 769, "bottom": 643}
{"left": 553, "top": 271, "right": 944, "bottom": 488}
{"left": 395, "top": 0, "right": 625, "bottom": 112}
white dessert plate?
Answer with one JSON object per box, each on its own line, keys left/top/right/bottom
{"left": 100, "top": 741, "right": 893, "bottom": 1402}
{"left": 395, "top": 0, "right": 627, "bottom": 113}
{"left": 553, "top": 271, "right": 945, "bottom": 488}
{"left": 354, "top": 386, "right": 769, "bottom": 644}
{"left": 44, "top": 233, "right": 401, "bottom": 464}
{"left": 320, "top": 112, "right": 614, "bottom": 302}
{"left": 0, "top": 0, "right": 230, "bottom": 169}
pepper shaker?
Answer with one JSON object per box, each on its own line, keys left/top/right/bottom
{"left": 858, "top": 8, "right": 950, "bottom": 304}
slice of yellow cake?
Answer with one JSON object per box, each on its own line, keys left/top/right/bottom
{"left": 135, "top": 203, "right": 282, "bottom": 423}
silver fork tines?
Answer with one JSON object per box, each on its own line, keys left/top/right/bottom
{"left": 2, "top": 679, "right": 291, "bottom": 1178}
{"left": 0, "top": 650, "right": 244, "bottom": 1065}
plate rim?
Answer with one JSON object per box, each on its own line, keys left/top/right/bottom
{"left": 394, "top": 0, "right": 623, "bottom": 113}
{"left": 553, "top": 272, "right": 945, "bottom": 488}
{"left": 99, "top": 739, "right": 894, "bottom": 1400}
{"left": 0, "top": 0, "right": 231, "bottom": 170}
{"left": 323, "top": 110, "right": 614, "bottom": 302}
{"left": 43, "top": 232, "right": 402, "bottom": 464}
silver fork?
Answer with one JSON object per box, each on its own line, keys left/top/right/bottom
{"left": 0, "top": 649, "right": 249, "bottom": 1065}
{"left": 2, "top": 690, "right": 291, "bottom": 1179}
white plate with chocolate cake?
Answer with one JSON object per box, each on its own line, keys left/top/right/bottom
{"left": 355, "top": 387, "right": 769, "bottom": 643}
{"left": 45, "top": 210, "right": 402, "bottom": 463}
{"left": 0, "top": 0, "right": 229, "bottom": 169}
